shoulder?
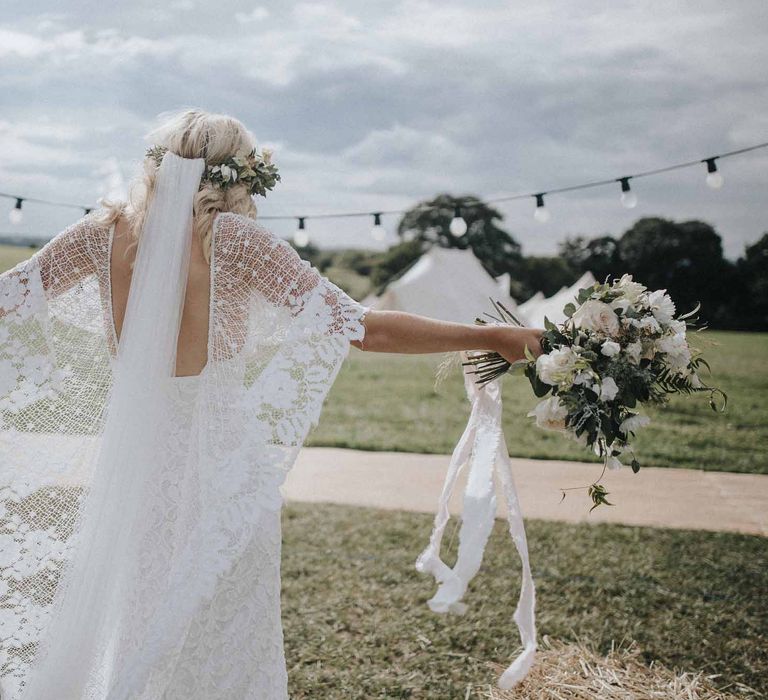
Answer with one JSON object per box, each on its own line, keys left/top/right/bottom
{"left": 38, "top": 210, "right": 112, "bottom": 264}
{"left": 214, "top": 212, "right": 300, "bottom": 261}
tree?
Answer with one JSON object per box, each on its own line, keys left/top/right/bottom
{"left": 736, "top": 232, "right": 768, "bottom": 330}
{"left": 397, "top": 193, "right": 522, "bottom": 278}
{"left": 617, "top": 217, "right": 733, "bottom": 326}
{"left": 515, "top": 256, "right": 577, "bottom": 300}
{"left": 368, "top": 238, "right": 424, "bottom": 291}
{"left": 559, "top": 235, "right": 621, "bottom": 283}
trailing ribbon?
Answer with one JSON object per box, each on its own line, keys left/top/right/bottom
{"left": 415, "top": 359, "right": 537, "bottom": 689}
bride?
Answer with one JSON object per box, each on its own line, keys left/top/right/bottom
{"left": 0, "top": 108, "right": 543, "bottom": 699}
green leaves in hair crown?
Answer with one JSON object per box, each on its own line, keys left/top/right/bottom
{"left": 145, "top": 144, "right": 281, "bottom": 197}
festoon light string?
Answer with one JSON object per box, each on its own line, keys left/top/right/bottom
{"left": 1, "top": 140, "right": 766, "bottom": 247}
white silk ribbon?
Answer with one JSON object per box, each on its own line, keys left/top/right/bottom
{"left": 415, "top": 360, "right": 537, "bottom": 689}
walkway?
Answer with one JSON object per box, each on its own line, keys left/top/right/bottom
{"left": 283, "top": 447, "right": 768, "bottom": 536}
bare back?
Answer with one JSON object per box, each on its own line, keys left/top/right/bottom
{"left": 110, "top": 215, "right": 211, "bottom": 377}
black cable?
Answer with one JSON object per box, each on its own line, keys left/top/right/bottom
{"left": 1, "top": 140, "right": 766, "bottom": 222}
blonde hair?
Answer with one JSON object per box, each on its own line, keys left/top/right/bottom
{"left": 94, "top": 108, "right": 259, "bottom": 264}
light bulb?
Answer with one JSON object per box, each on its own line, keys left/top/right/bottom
{"left": 449, "top": 205, "right": 467, "bottom": 237}
{"left": 533, "top": 193, "right": 550, "bottom": 223}
{"left": 449, "top": 216, "right": 467, "bottom": 236}
{"left": 9, "top": 198, "right": 23, "bottom": 225}
{"left": 704, "top": 158, "right": 724, "bottom": 189}
{"left": 706, "top": 172, "right": 724, "bottom": 189}
{"left": 619, "top": 178, "right": 637, "bottom": 209}
{"left": 294, "top": 217, "right": 309, "bottom": 247}
{"left": 620, "top": 191, "right": 638, "bottom": 208}
{"left": 371, "top": 212, "right": 386, "bottom": 241}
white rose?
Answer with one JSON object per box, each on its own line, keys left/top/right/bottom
{"left": 599, "top": 376, "right": 619, "bottom": 402}
{"left": 614, "top": 274, "right": 647, "bottom": 303}
{"left": 600, "top": 340, "right": 621, "bottom": 357}
{"left": 527, "top": 396, "right": 568, "bottom": 431}
{"left": 620, "top": 413, "right": 651, "bottom": 435}
{"left": 571, "top": 300, "right": 620, "bottom": 337}
{"left": 536, "top": 347, "right": 579, "bottom": 386}
{"left": 625, "top": 341, "right": 642, "bottom": 364}
{"left": 656, "top": 333, "right": 691, "bottom": 373}
{"left": 647, "top": 289, "right": 676, "bottom": 325}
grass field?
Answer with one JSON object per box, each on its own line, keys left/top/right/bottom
{"left": 3, "top": 243, "right": 765, "bottom": 472}
{"left": 310, "top": 330, "right": 768, "bottom": 474}
{"left": 281, "top": 502, "right": 767, "bottom": 698}
{"left": 0, "top": 244, "right": 35, "bottom": 271}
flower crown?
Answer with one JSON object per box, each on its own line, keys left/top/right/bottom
{"left": 145, "top": 144, "right": 281, "bottom": 197}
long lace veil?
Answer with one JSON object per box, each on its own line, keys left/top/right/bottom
{"left": 22, "top": 151, "right": 205, "bottom": 698}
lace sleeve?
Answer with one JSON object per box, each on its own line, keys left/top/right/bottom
{"left": 0, "top": 215, "right": 102, "bottom": 317}
{"left": 224, "top": 214, "right": 369, "bottom": 343}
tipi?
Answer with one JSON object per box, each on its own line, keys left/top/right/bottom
{"left": 518, "top": 271, "right": 597, "bottom": 327}
{"left": 365, "top": 246, "right": 521, "bottom": 324}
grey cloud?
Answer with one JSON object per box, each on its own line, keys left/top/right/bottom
{"left": 0, "top": 0, "right": 766, "bottom": 260}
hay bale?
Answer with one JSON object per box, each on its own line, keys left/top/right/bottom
{"left": 475, "top": 637, "right": 759, "bottom": 699}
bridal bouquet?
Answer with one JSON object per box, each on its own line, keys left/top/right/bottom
{"left": 464, "top": 275, "right": 725, "bottom": 510}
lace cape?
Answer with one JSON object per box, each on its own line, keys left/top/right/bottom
{"left": 0, "top": 211, "right": 368, "bottom": 697}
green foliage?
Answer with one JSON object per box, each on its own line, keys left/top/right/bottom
{"left": 588, "top": 483, "right": 612, "bottom": 512}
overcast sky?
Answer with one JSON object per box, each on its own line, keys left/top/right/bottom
{"left": 1, "top": 1, "right": 766, "bottom": 258}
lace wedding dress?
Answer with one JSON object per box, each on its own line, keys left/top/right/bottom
{"left": 0, "top": 210, "right": 368, "bottom": 699}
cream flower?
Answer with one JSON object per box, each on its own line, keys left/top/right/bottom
{"left": 536, "top": 347, "right": 579, "bottom": 386}
{"left": 600, "top": 340, "right": 621, "bottom": 357}
{"left": 647, "top": 289, "right": 676, "bottom": 325}
{"left": 656, "top": 333, "right": 691, "bottom": 373}
{"left": 638, "top": 316, "right": 661, "bottom": 334}
{"left": 527, "top": 396, "right": 568, "bottom": 431}
{"left": 614, "top": 274, "right": 646, "bottom": 303}
{"left": 599, "top": 376, "right": 619, "bottom": 402}
{"left": 625, "top": 341, "right": 642, "bottom": 364}
{"left": 571, "top": 300, "right": 620, "bottom": 337}
{"left": 620, "top": 413, "right": 651, "bottom": 434}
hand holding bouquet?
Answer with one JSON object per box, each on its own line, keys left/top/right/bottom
{"left": 464, "top": 275, "right": 725, "bottom": 510}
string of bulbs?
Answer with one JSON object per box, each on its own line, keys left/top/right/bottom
{"left": 1, "top": 141, "right": 766, "bottom": 249}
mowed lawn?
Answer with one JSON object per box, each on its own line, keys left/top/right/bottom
{"left": 281, "top": 502, "right": 768, "bottom": 698}
{"left": 311, "top": 330, "right": 768, "bottom": 474}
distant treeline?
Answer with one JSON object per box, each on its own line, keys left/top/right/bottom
{"left": 296, "top": 194, "right": 768, "bottom": 332}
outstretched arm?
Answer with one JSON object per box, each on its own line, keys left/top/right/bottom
{"left": 351, "top": 309, "right": 544, "bottom": 364}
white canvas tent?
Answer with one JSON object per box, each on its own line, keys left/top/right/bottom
{"left": 518, "top": 271, "right": 597, "bottom": 327}
{"left": 364, "top": 246, "right": 522, "bottom": 324}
